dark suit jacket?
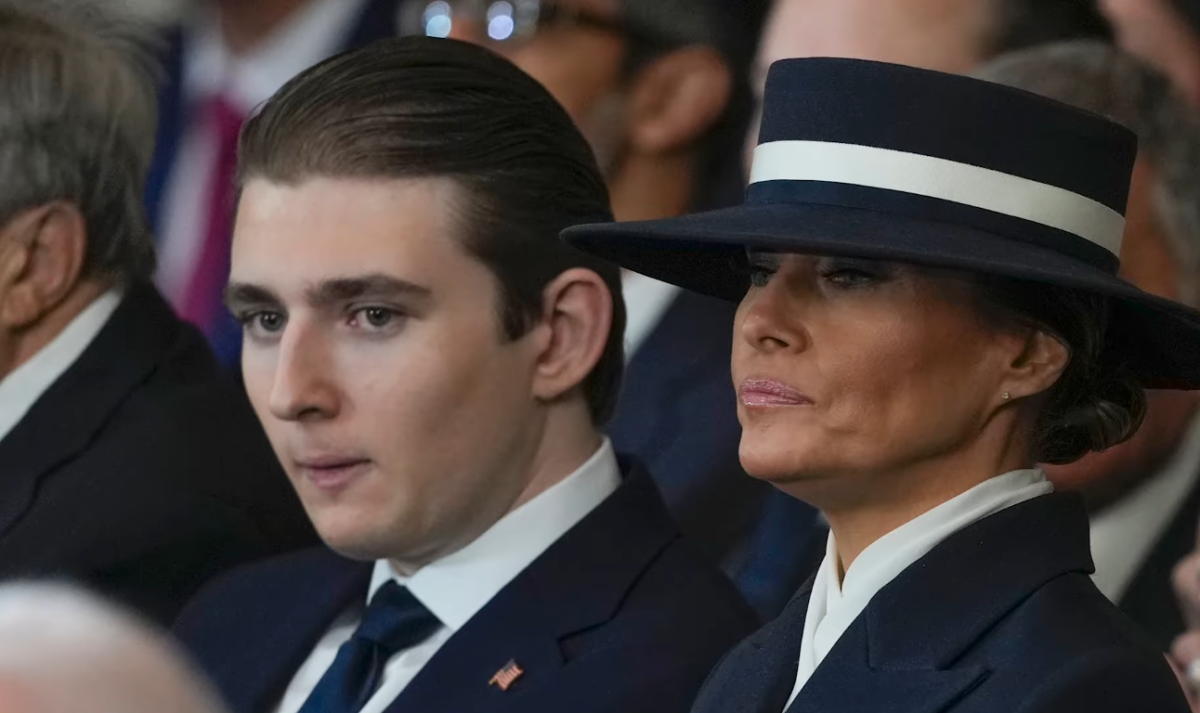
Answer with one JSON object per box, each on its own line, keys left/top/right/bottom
{"left": 144, "top": 0, "right": 409, "bottom": 364}
{"left": 1117, "top": 472, "right": 1200, "bottom": 651}
{"left": 690, "top": 493, "right": 1190, "bottom": 713}
{"left": 173, "top": 464, "right": 759, "bottom": 713}
{"left": 610, "top": 290, "right": 822, "bottom": 618}
{"left": 0, "top": 282, "right": 315, "bottom": 625}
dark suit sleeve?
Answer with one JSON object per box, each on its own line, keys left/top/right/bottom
{"left": 1017, "top": 649, "right": 1192, "bottom": 713}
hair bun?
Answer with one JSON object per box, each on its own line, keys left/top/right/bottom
{"left": 1037, "top": 362, "right": 1147, "bottom": 465}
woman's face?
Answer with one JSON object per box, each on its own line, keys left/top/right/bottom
{"left": 733, "top": 252, "right": 1022, "bottom": 503}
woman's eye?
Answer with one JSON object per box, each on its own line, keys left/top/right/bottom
{"left": 748, "top": 266, "right": 774, "bottom": 288}
{"left": 822, "top": 268, "right": 877, "bottom": 287}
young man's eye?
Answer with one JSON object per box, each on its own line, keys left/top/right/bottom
{"left": 349, "top": 307, "right": 403, "bottom": 331}
{"left": 237, "top": 311, "right": 287, "bottom": 337}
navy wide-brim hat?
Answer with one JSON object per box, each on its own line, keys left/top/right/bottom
{"left": 564, "top": 57, "right": 1200, "bottom": 389}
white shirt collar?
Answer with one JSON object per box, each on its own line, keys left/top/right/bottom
{"left": 0, "top": 289, "right": 124, "bottom": 443}
{"left": 786, "top": 468, "right": 1054, "bottom": 708}
{"left": 621, "top": 272, "right": 681, "bottom": 358}
{"left": 1089, "top": 412, "right": 1200, "bottom": 602}
{"left": 183, "top": 0, "right": 371, "bottom": 111}
{"left": 367, "top": 438, "right": 622, "bottom": 630}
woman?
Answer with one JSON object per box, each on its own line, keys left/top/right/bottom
{"left": 564, "top": 58, "right": 1200, "bottom": 712}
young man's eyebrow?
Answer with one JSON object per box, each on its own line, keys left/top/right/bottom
{"left": 224, "top": 282, "right": 281, "bottom": 311}
{"left": 304, "top": 274, "right": 432, "bottom": 307}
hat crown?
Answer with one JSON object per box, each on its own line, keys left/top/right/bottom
{"left": 756, "top": 57, "right": 1136, "bottom": 214}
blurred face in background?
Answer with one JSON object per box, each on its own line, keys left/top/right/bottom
{"left": 432, "top": 0, "right": 630, "bottom": 172}
{"left": 747, "top": 0, "right": 990, "bottom": 165}
{"left": 229, "top": 176, "right": 550, "bottom": 569}
{"left": 1102, "top": 0, "right": 1200, "bottom": 106}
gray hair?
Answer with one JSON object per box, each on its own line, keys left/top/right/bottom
{"left": 973, "top": 40, "right": 1200, "bottom": 307}
{"left": 0, "top": 583, "right": 230, "bottom": 713}
{"left": 0, "top": 0, "right": 158, "bottom": 283}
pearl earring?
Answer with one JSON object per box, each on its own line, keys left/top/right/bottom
{"left": 1002, "top": 392, "right": 1011, "bottom": 401}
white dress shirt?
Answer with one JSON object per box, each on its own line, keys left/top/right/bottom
{"left": 783, "top": 469, "right": 1054, "bottom": 709}
{"left": 622, "top": 271, "right": 681, "bottom": 358}
{"left": 273, "top": 438, "right": 622, "bottom": 713}
{"left": 0, "top": 289, "right": 123, "bottom": 442}
{"left": 1089, "top": 412, "right": 1200, "bottom": 602}
{"left": 156, "top": 0, "right": 370, "bottom": 306}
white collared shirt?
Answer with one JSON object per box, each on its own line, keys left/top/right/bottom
{"left": 783, "top": 469, "right": 1054, "bottom": 709}
{"left": 156, "top": 0, "right": 371, "bottom": 306}
{"left": 622, "top": 271, "right": 681, "bottom": 358}
{"left": 1089, "top": 412, "right": 1200, "bottom": 602}
{"left": 273, "top": 439, "right": 622, "bottom": 713}
{"left": 0, "top": 290, "right": 123, "bottom": 443}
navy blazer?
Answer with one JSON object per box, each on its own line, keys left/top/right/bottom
{"left": 0, "top": 283, "right": 315, "bottom": 625}
{"left": 689, "top": 493, "right": 1190, "bottom": 713}
{"left": 173, "top": 464, "right": 759, "bottom": 713}
{"left": 610, "top": 290, "right": 823, "bottom": 617}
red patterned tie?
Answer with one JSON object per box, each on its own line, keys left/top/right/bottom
{"left": 180, "top": 94, "right": 245, "bottom": 335}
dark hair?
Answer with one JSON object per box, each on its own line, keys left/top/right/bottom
{"left": 971, "top": 275, "right": 1146, "bottom": 464}
{"left": 986, "top": 0, "right": 1113, "bottom": 56}
{"left": 237, "top": 37, "right": 626, "bottom": 425}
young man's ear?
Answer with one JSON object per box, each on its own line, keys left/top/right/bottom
{"left": 529, "top": 268, "right": 614, "bottom": 404}
{"left": 0, "top": 202, "right": 88, "bottom": 330}
{"left": 624, "top": 45, "right": 732, "bottom": 155}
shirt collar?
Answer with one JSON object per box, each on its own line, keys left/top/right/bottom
{"left": 367, "top": 438, "right": 622, "bottom": 630}
{"left": 0, "top": 289, "right": 124, "bottom": 443}
{"left": 787, "top": 468, "right": 1053, "bottom": 708}
{"left": 183, "top": 0, "right": 371, "bottom": 111}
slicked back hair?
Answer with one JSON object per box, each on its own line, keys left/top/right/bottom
{"left": 238, "top": 37, "right": 626, "bottom": 426}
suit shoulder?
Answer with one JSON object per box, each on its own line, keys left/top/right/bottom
{"left": 1016, "top": 646, "right": 1190, "bottom": 713}
{"left": 607, "top": 537, "right": 759, "bottom": 650}
{"left": 174, "top": 547, "right": 343, "bottom": 631}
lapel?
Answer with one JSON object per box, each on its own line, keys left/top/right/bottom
{"left": 384, "top": 461, "right": 678, "bottom": 712}
{"left": 216, "top": 551, "right": 374, "bottom": 713}
{"left": 0, "top": 283, "right": 190, "bottom": 538}
{"left": 786, "top": 493, "right": 1094, "bottom": 713}
{"left": 727, "top": 581, "right": 815, "bottom": 713}
{"left": 612, "top": 291, "right": 737, "bottom": 484}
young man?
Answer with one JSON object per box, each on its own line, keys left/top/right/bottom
{"left": 173, "top": 37, "right": 757, "bottom": 713}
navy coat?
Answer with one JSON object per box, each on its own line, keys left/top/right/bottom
{"left": 173, "top": 465, "right": 759, "bottom": 713}
{"left": 689, "top": 493, "right": 1191, "bottom": 713}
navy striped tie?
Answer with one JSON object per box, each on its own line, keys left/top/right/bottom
{"left": 297, "top": 581, "right": 441, "bottom": 713}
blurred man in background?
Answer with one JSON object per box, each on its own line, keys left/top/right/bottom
{"left": 1103, "top": 0, "right": 1200, "bottom": 106}
{"left": 0, "top": 0, "right": 312, "bottom": 625}
{"left": 972, "top": 41, "right": 1200, "bottom": 652}
{"left": 146, "top": 0, "right": 410, "bottom": 363}
{"left": 0, "top": 583, "right": 230, "bottom": 713}
{"left": 734, "top": 0, "right": 1120, "bottom": 618}
{"left": 416, "top": 0, "right": 812, "bottom": 612}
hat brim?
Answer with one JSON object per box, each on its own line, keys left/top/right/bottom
{"left": 563, "top": 202, "right": 1200, "bottom": 389}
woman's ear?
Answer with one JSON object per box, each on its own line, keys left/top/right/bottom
{"left": 624, "top": 45, "right": 732, "bottom": 155}
{"left": 999, "top": 330, "right": 1071, "bottom": 404}
{"left": 529, "top": 268, "right": 614, "bottom": 404}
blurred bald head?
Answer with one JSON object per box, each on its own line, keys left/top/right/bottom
{"left": 0, "top": 584, "right": 228, "bottom": 713}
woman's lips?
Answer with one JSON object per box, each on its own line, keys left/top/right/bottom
{"left": 295, "top": 458, "right": 372, "bottom": 493}
{"left": 739, "top": 378, "right": 813, "bottom": 407}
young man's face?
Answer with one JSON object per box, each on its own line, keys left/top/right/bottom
{"left": 228, "top": 176, "right": 548, "bottom": 566}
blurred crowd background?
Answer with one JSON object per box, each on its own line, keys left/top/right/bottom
{"left": 11, "top": 0, "right": 1200, "bottom": 709}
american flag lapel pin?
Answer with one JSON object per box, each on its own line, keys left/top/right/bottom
{"left": 489, "top": 660, "right": 525, "bottom": 692}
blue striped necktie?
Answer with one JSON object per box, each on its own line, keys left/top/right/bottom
{"left": 297, "top": 581, "right": 441, "bottom": 713}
